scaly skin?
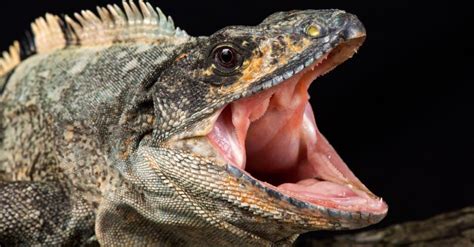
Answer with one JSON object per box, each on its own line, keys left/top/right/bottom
{"left": 0, "top": 2, "right": 385, "bottom": 246}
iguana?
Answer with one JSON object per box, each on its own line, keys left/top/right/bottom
{"left": 0, "top": 1, "right": 388, "bottom": 245}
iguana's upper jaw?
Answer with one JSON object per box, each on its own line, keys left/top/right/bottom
{"left": 207, "top": 33, "right": 388, "bottom": 218}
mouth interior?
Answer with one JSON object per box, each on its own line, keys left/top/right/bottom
{"left": 207, "top": 40, "right": 387, "bottom": 214}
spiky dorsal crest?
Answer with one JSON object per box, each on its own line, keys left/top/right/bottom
{"left": 0, "top": 0, "right": 190, "bottom": 77}
{"left": 0, "top": 42, "right": 20, "bottom": 77}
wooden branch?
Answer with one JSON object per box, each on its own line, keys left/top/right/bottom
{"left": 299, "top": 207, "right": 474, "bottom": 246}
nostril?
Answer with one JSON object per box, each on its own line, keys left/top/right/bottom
{"left": 331, "top": 12, "right": 366, "bottom": 40}
{"left": 329, "top": 12, "right": 366, "bottom": 40}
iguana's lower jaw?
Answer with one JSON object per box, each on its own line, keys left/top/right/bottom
{"left": 207, "top": 39, "right": 388, "bottom": 218}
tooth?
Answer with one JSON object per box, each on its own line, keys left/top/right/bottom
{"left": 305, "top": 57, "right": 314, "bottom": 67}
{"left": 283, "top": 70, "right": 294, "bottom": 79}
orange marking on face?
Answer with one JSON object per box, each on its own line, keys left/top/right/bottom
{"left": 217, "top": 37, "right": 311, "bottom": 95}
{"left": 241, "top": 56, "right": 264, "bottom": 82}
{"left": 284, "top": 36, "right": 310, "bottom": 54}
{"left": 239, "top": 43, "right": 273, "bottom": 83}
{"left": 216, "top": 45, "right": 270, "bottom": 94}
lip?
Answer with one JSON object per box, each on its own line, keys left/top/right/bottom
{"left": 225, "top": 164, "right": 387, "bottom": 224}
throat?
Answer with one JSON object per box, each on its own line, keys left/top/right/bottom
{"left": 245, "top": 102, "right": 315, "bottom": 186}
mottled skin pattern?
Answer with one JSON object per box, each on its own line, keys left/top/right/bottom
{"left": 0, "top": 6, "right": 376, "bottom": 246}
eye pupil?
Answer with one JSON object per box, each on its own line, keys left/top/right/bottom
{"left": 219, "top": 48, "right": 235, "bottom": 65}
{"left": 212, "top": 45, "right": 242, "bottom": 73}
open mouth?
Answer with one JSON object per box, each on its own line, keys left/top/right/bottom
{"left": 207, "top": 38, "right": 388, "bottom": 215}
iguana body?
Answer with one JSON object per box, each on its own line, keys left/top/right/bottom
{"left": 0, "top": 1, "right": 387, "bottom": 245}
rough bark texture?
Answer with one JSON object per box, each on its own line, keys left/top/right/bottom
{"left": 299, "top": 207, "right": 474, "bottom": 246}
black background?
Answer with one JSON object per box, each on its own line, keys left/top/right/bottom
{"left": 1, "top": 0, "right": 472, "bottom": 241}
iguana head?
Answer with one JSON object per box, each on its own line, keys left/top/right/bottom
{"left": 153, "top": 9, "right": 387, "bottom": 241}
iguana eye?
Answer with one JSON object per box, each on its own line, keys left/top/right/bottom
{"left": 212, "top": 45, "right": 243, "bottom": 74}
{"left": 306, "top": 24, "right": 321, "bottom": 37}
{"left": 217, "top": 47, "right": 236, "bottom": 67}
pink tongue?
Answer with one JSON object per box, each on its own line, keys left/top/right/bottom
{"left": 280, "top": 179, "right": 358, "bottom": 199}
{"left": 278, "top": 179, "right": 372, "bottom": 208}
